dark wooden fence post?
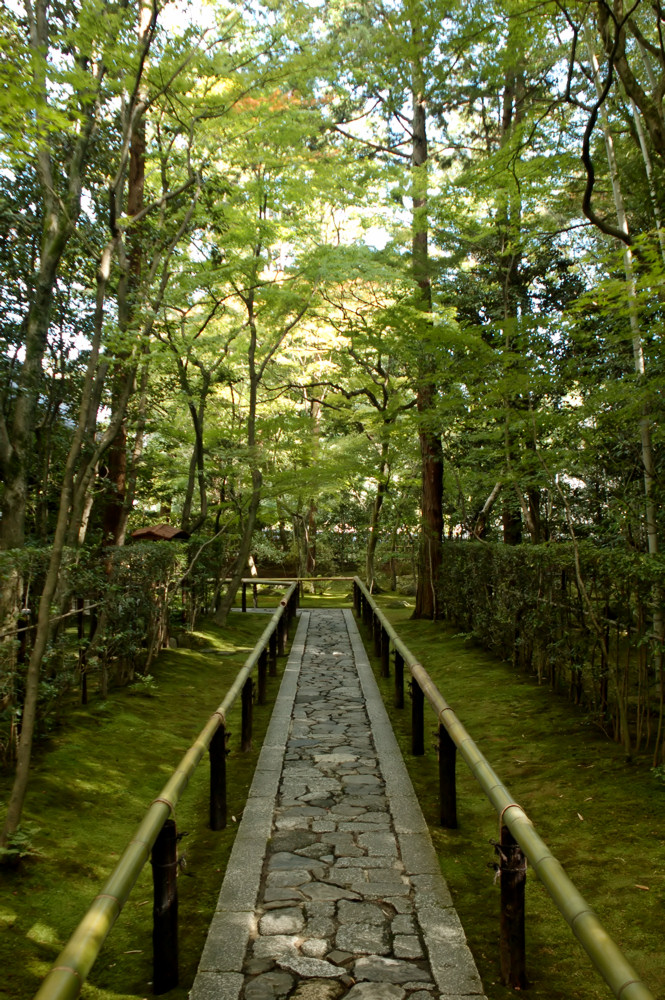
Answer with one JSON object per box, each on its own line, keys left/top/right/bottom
{"left": 151, "top": 818, "right": 179, "bottom": 994}
{"left": 278, "top": 616, "right": 286, "bottom": 656}
{"left": 411, "top": 679, "right": 424, "bottom": 755}
{"left": 438, "top": 723, "right": 457, "bottom": 828}
{"left": 373, "top": 614, "right": 382, "bottom": 656}
{"left": 258, "top": 649, "right": 267, "bottom": 705}
{"left": 241, "top": 678, "right": 253, "bottom": 751}
{"left": 497, "top": 825, "right": 528, "bottom": 989}
{"left": 394, "top": 650, "right": 404, "bottom": 709}
{"left": 380, "top": 628, "right": 390, "bottom": 678}
{"left": 209, "top": 723, "right": 227, "bottom": 830}
{"left": 241, "top": 582, "right": 247, "bottom": 612}
{"left": 269, "top": 630, "right": 278, "bottom": 676}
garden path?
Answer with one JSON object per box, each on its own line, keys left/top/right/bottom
{"left": 190, "top": 609, "right": 486, "bottom": 1000}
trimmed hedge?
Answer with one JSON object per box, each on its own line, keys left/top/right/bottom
{"left": 439, "top": 541, "right": 665, "bottom": 758}
{"left": 0, "top": 541, "right": 209, "bottom": 764}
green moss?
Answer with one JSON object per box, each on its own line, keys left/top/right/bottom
{"left": 0, "top": 612, "right": 282, "bottom": 1000}
{"left": 364, "top": 599, "right": 665, "bottom": 1000}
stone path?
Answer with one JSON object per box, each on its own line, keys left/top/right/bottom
{"left": 190, "top": 610, "right": 486, "bottom": 1000}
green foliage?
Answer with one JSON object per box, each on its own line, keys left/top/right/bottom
{"left": 0, "top": 823, "right": 41, "bottom": 865}
{"left": 127, "top": 674, "right": 158, "bottom": 697}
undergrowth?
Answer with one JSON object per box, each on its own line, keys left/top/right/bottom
{"left": 362, "top": 597, "right": 665, "bottom": 1000}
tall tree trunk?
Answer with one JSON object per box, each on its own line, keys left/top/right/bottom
{"left": 499, "top": 41, "right": 527, "bottom": 548}
{"left": 101, "top": 0, "right": 154, "bottom": 546}
{"left": 411, "top": 19, "right": 443, "bottom": 620}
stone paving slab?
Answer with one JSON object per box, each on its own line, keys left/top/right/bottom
{"left": 190, "top": 610, "right": 486, "bottom": 1000}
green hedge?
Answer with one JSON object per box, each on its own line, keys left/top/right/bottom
{"left": 0, "top": 542, "right": 195, "bottom": 765}
{"left": 439, "top": 541, "right": 665, "bottom": 758}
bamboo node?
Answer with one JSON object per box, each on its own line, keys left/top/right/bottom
{"left": 499, "top": 802, "right": 523, "bottom": 831}
{"left": 52, "top": 966, "right": 82, "bottom": 981}
{"left": 151, "top": 796, "right": 176, "bottom": 814}
{"left": 95, "top": 892, "right": 121, "bottom": 907}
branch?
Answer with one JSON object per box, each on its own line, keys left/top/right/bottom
{"left": 580, "top": 16, "right": 633, "bottom": 245}
{"left": 331, "top": 124, "right": 412, "bottom": 159}
{"left": 257, "top": 297, "right": 314, "bottom": 382}
{"left": 628, "top": 17, "right": 663, "bottom": 62}
{"left": 471, "top": 481, "right": 502, "bottom": 539}
{"left": 121, "top": 171, "right": 200, "bottom": 230}
{"left": 171, "top": 522, "right": 231, "bottom": 594}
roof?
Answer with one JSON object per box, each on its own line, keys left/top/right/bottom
{"left": 131, "top": 524, "right": 190, "bottom": 541}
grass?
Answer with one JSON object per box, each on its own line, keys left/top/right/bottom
{"left": 0, "top": 611, "right": 287, "bottom": 1000}
{"left": 361, "top": 596, "right": 665, "bottom": 1000}
{"left": 238, "top": 580, "right": 354, "bottom": 610}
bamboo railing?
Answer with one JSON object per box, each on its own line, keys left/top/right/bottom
{"left": 353, "top": 577, "right": 655, "bottom": 1000}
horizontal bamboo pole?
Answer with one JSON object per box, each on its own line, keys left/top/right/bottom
{"left": 217, "top": 576, "right": 355, "bottom": 584}
{"left": 353, "top": 578, "right": 655, "bottom": 1000}
{"left": 33, "top": 583, "right": 298, "bottom": 1000}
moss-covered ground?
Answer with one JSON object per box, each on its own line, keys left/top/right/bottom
{"left": 362, "top": 596, "right": 665, "bottom": 1000}
{"left": 3, "top": 584, "right": 663, "bottom": 1000}
{"left": 0, "top": 610, "right": 284, "bottom": 1000}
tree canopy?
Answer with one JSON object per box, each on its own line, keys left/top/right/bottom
{"left": 2, "top": 0, "right": 665, "bottom": 839}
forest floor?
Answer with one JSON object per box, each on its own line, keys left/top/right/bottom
{"left": 1, "top": 584, "right": 663, "bottom": 1000}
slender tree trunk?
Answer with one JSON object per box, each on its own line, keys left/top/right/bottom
{"left": 366, "top": 441, "right": 390, "bottom": 590}
{"left": 179, "top": 369, "right": 210, "bottom": 532}
{"left": 389, "top": 518, "right": 399, "bottom": 591}
{"left": 116, "top": 362, "right": 150, "bottom": 545}
{"left": 215, "top": 301, "right": 262, "bottom": 626}
{"left": 306, "top": 504, "right": 317, "bottom": 577}
{"left": 0, "top": 245, "right": 116, "bottom": 849}
{"left": 293, "top": 514, "right": 308, "bottom": 578}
